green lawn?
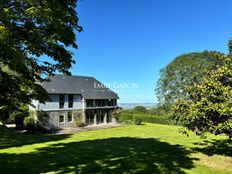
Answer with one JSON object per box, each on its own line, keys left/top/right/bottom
{"left": 0, "top": 123, "right": 231, "bottom": 174}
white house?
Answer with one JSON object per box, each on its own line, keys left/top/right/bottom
{"left": 30, "top": 75, "right": 119, "bottom": 129}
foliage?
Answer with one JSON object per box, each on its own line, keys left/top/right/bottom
{"left": 148, "top": 104, "right": 170, "bottom": 117}
{"left": 156, "top": 51, "right": 223, "bottom": 105}
{"left": 118, "top": 106, "right": 170, "bottom": 125}
{"left": 0, "top": 0, "right": 82, "bottom": 120}
{"left": 73, "top": 110, "right": 83, "bottom": 121}
{"left": 133, "top": 106, "right": 147, "bottom": 113}
{"left": 23, "top": 111, "right": 49, "bottom": 132}
{"left": 118, "top": 112, "right": 170, "bottom": 125}
{"left": 172, "top": 42, "right": 232, "bottom": 139}
{"left": 117, "top": 112, "right": 134, "bottom": 123}
{"left": 0, "top": 109, "right": 10, "bottom": 124}
{"left": 133, "top": 116, "right": 142, "bottom": 125}
{"left": 75, "top": 120, "right": 86, "bottom": 127}
{"left": 36, "top": 111, "right": 49, "bottom": 128}
{"left": 4, "top": 114, "right": 15, "bottom": 124}
{"left": 24, "top": 116, "right": 37, "bottom": 131}
{"left": 111, "top": 108, "right": 123, "bottom": 121}
{"left": 11, "top": 105, "right": 30, "bottom": 129}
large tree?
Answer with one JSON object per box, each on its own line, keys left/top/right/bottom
{"left": 172, "top": 41, "right": 232, "bottom": 139}
{"left": 156, "top": 51, "right": 223, "bottom": 105}
{"left": 0, "top": 0, "right": 82, "bottom": 122}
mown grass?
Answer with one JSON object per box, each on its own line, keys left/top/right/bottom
{"left": 0, "top": 123, "right": 231, "bottom": 174}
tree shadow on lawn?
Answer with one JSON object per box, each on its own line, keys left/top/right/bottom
{"left": 0, "top": 133, "right": 71, "bottom": 150}
{"left": 192, "top": 139, "right": 232, "bottom": 157}
{"left": 0, "top": 137, "right": 197, "bottom": 174}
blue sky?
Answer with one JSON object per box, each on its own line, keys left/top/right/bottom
{"left": 70, "top": 0, "right": 232, "bottom": 103}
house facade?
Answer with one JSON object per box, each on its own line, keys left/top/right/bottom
{"left": 31, "top": 75, "right": 119, "bottom": 129}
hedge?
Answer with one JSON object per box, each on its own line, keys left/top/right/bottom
{"left": 118, "top": 113, "right": 171, "bottom": 125}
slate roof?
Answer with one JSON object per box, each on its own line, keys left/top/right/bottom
{"left": 41, "top": 75, "right": 119, "bottom": 99}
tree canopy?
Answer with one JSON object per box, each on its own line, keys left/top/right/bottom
{"left": 0, "top": 0, "right": 82, "bottom": 121}
{"left": 156, "top": 51, "right": 223, "bottom": 105}
{"left": 172, "top": 41, "right": 232, "bottom": 139}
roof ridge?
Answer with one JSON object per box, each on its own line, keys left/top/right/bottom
{"left": 51, "top": 74, "right": 95, "bottom": 79}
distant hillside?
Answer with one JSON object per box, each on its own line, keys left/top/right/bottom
{"left": 118, "top": 103, "right": 157, "bottom": 109}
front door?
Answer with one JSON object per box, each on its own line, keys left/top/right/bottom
{"left": 58, "top": 114, "right": 65, "bottom": 128}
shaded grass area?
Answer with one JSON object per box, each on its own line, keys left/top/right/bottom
{"left": 0, "top": 125, "right": 70, "bottom": 150}
{"left": 0, "top": 123, "right": 231, "bottom": 174}
{"left": 0, "top": 137, "right": 195, "bottom": 174}
{"left": 192, "top": 139, "right": 232, "bottom": 157}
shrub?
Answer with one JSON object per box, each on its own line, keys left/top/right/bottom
{"left": 12, "top": 109, "right": 29, "bottom": 129}
{"left": 124, "top": 120, "right": 133, "bottom": 124}
{"left": 118, "top": 113, "right": 134, "bottom": 123}
{"left": 111, "top": 108, "right": 123, "bottom": 122}
{"left": 133, "top": 116, "right": 142, "bottom": 125}
{"left": 133, "top": 106, "right": 147, "bottom": 113}
{"left": 24, "top": 116, "right": 37, "bottom": 131}
{"left": 118, "top": 111, "right": 171, "bottom": 125}
{"left": 36, "top": 111, "right": 49, "bottom": 128}
{"left": 76, "top": 121, "right": 86, "bottom": 127}
{"left": 4, "top": 114, "right": 15, "bottom": 124}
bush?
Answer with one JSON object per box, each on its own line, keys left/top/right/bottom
{"left": 4, "top": 114, "right": 15, "bottom": 124}
{"left": 148, "top": 104, "right": 171, "bottom": 117}
{"left": 76, "top": 121, "right": 86, "bottom": 127}
{"left": 11, "top": 109, "right": 29, "bottom": 129}
{"left": 36, "top": 111, "right": 49, "bottom": 128}
{"left": 118, "top": 111, "right": 171, "bottom": 125}
{"left": 133, "top": 106, "right": 147, "bottom": 113}
{"left": 124, "top": 120, "right": 133, "bottom": 124}
{"left": 118, "top": 113, "right": 134, "bottom": 123}
{"left": 24, "top": 116, "right": 37, "bottom": 131}
{"left": 133, "top": 116, "right": 142, "bottom": 125}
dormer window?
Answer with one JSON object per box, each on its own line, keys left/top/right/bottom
{"left": 68, "top": 94, "right": 74, "bottom": 108}
{"left": 59, "top": 95, "right": 65, "bottom": 108}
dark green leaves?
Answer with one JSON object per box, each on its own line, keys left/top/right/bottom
{"left": 0, "top": 0, "right": 82, "bottom": 119}
{"left": 156, "top": 51, "right": 223, "bottom": 104}
{"left": 172, "top": 42, "right": 232, "bottom": 139}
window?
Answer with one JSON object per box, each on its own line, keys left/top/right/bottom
{"left": 108, "top": 99, "right": 116, "bottom": 106}
{"left": 59, "top": 115, "right": 64, "bottom": 123}
{"left": 113, "top": 99, "right": 117, "bottom": 106}
{"left": 96, "top": 100, "right": 102, "bottom": 107}
{"left": 49, "top": 95, "right": 53, "bottom": 102}
{"left": 86, "top": 100, "right": 94, "bottom": 107}
{"left": 59, "top": 95, "right": 65, "bottom": 108}
{"left": 102, "top": 100, "right": 106, "bottom": 106}
{"left": 68, "top": 112, "right": 73, "bottom": 122}
{"left": 68, "top": 94, "right": 74, "bottom": 108}
{"left": 108, "top": 99, "right": 113, "bottom": 106}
